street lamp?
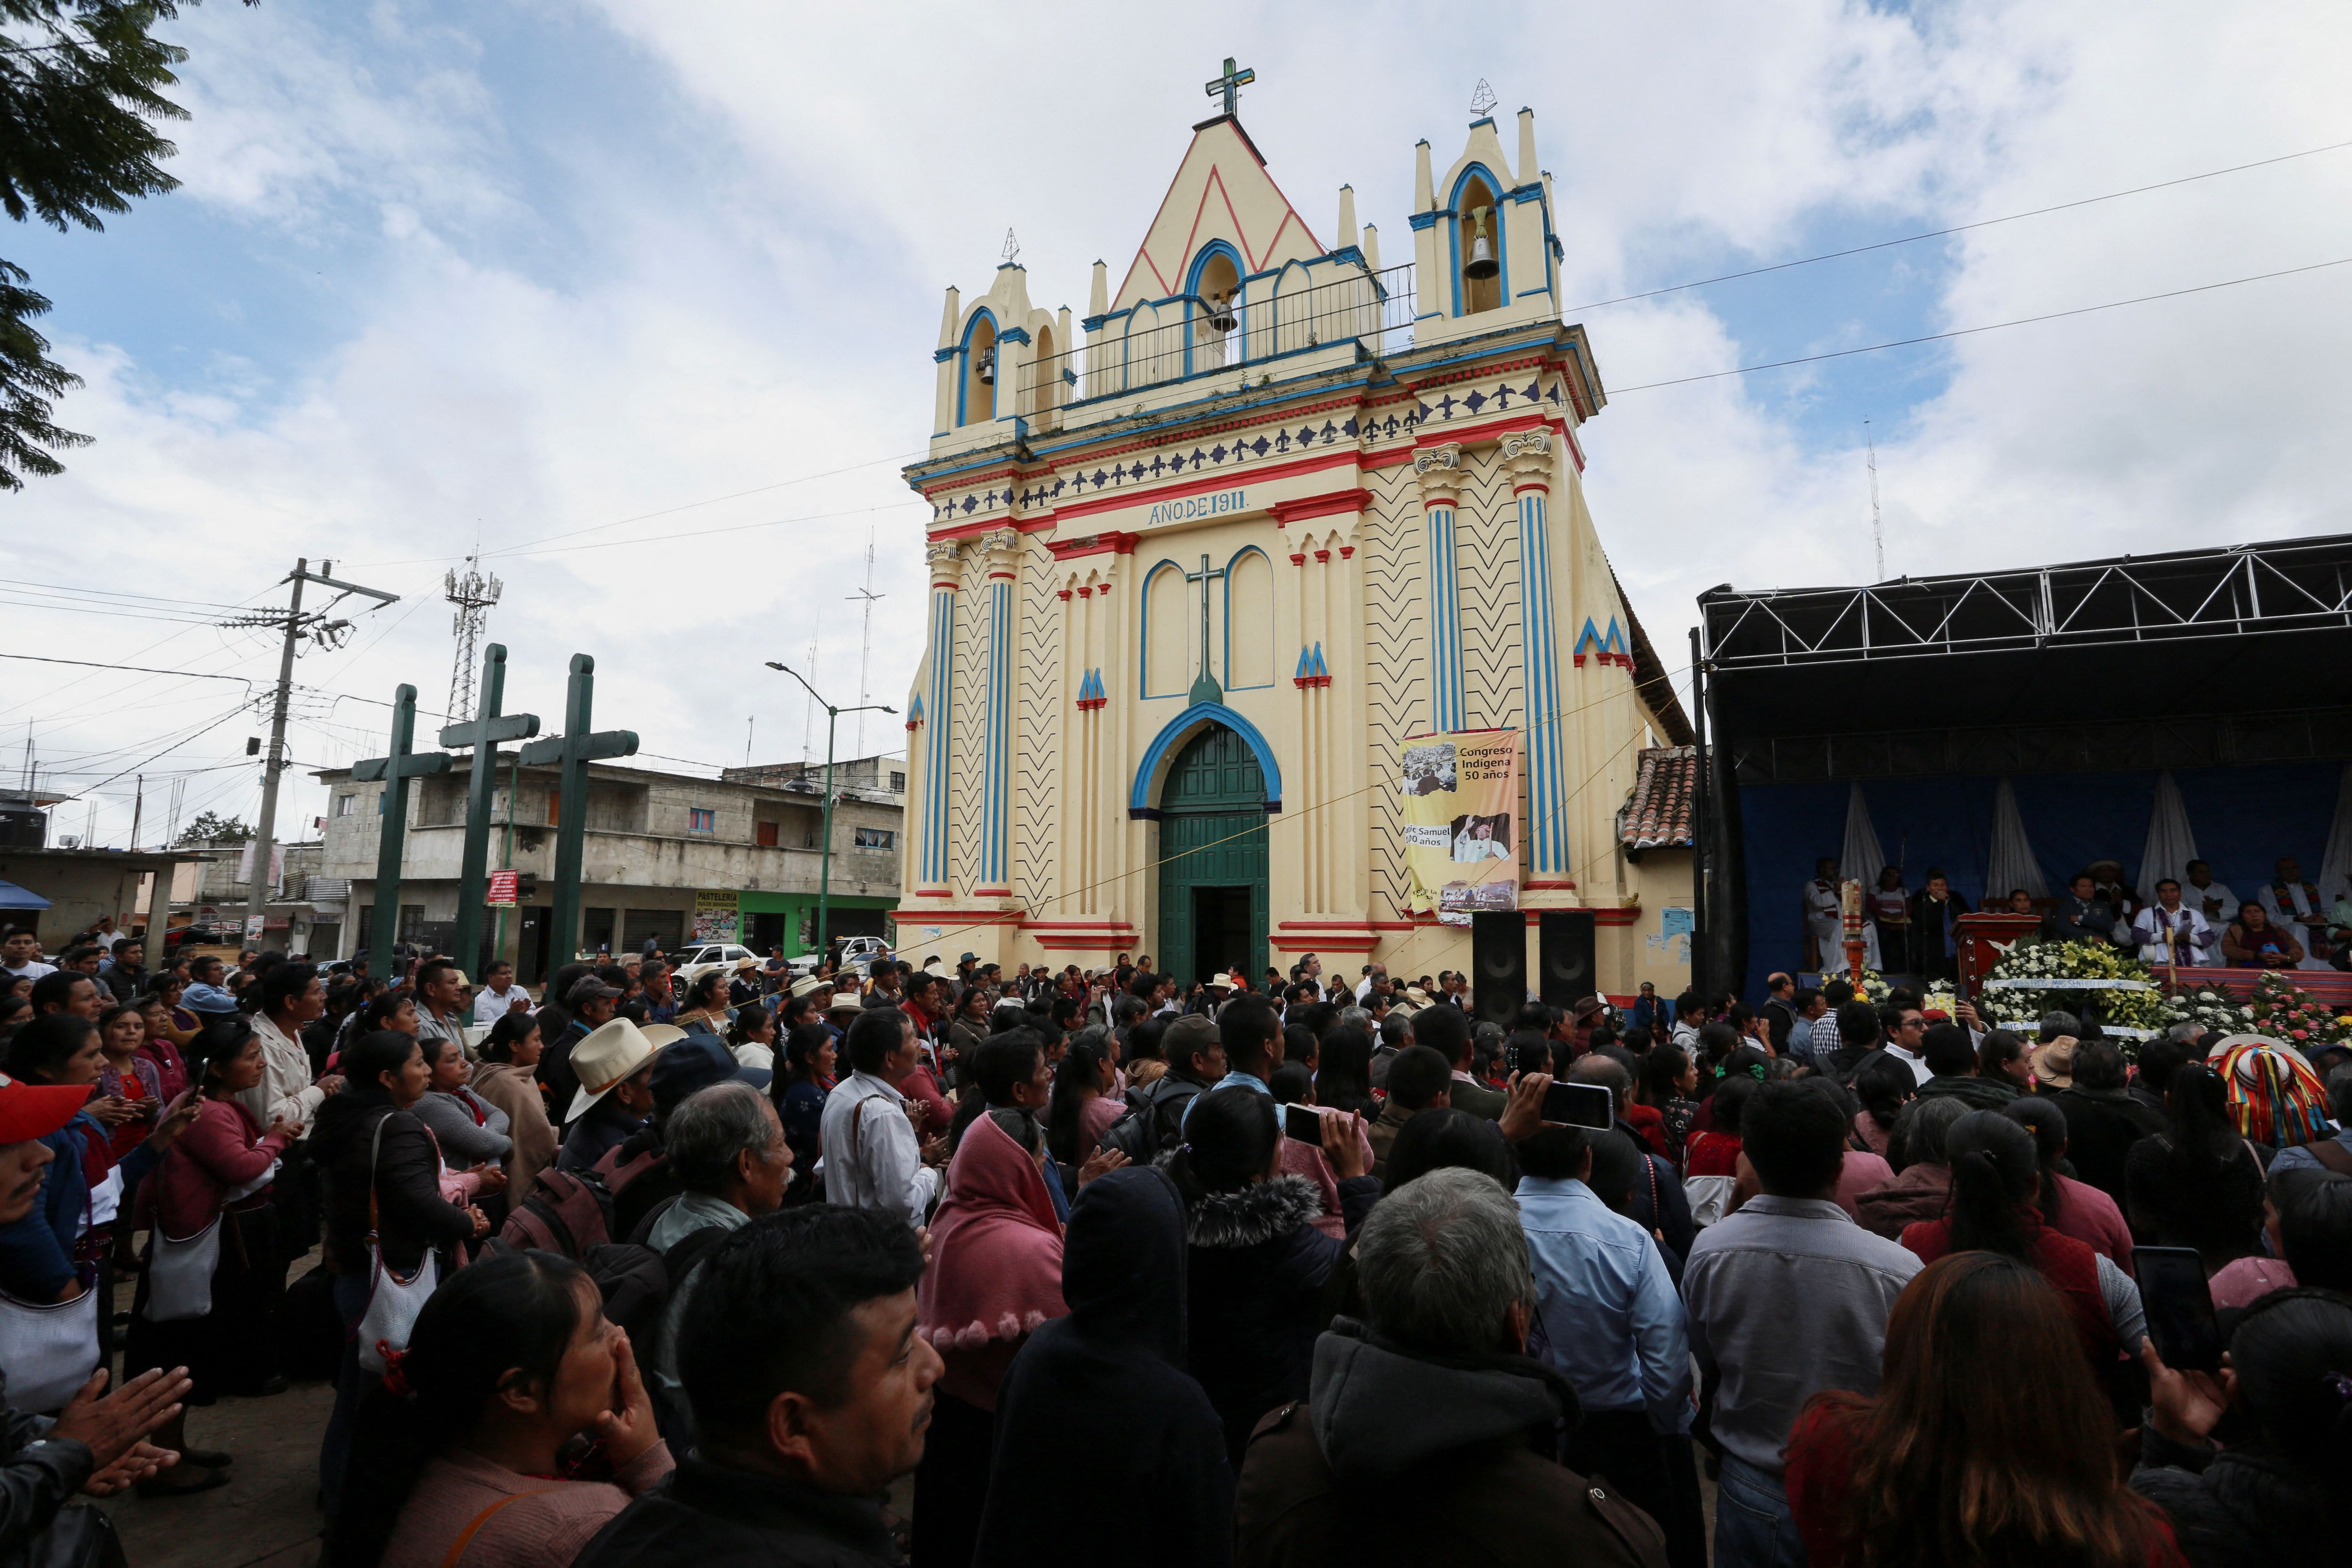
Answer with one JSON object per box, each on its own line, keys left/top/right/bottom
{"left": 765, "top": 661, "right": 895, "bottom": 960}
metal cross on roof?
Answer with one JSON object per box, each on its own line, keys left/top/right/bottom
{"left": 1205, "top": 56, "right": 1255, "bottom": 117}
{"left": 1470, "top": 79, "right": 1499, "bottom": 118}
{"left": 1001, "top": 228, "right": 1020, "bottom": 265}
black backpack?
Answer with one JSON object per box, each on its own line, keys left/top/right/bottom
{"left": 1102, "top": 1075, "right": 1202, "bottom": 1163}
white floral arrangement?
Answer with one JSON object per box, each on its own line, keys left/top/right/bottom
{"left": 1980, "top": 940, "right": 2172, "bottom": 1033}
{"left": 2159, "top": 987, "right": 2255, "bottom": 1036}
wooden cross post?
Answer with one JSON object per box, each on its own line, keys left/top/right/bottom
{"left": 437, "top": 644, "right": 539, "bottom": 979}
{"left": 353, "top": 685, "right": 453, "bottom": 971}
{"left": 1184, "top": 553, "right": 1226, "bottom": 705}
{"left": 518, "top": 654, "right": 638, "bottom": 966}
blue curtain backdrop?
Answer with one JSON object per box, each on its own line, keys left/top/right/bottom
{"left": 1738, "top": 761, "right": 2343, "bottom": 997}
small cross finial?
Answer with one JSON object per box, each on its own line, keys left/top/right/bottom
{"left": 1001, "top": 227, "right": 1020, "bottom": 265}
{"left": 1205, "top": 56, "right": 1255, "bottom": 117}
{"left": 1470, "top": 79, "right": 1498, "bottom": 118}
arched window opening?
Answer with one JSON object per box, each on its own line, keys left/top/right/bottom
{"left": 1192, "top": 249, "right": 1241, "bottom": 369}
{"left": 1457, "top": 173, "right": 1503, "bottom": 317}
{"left": 961, "top": 314, "right": 998, "bottom": 426}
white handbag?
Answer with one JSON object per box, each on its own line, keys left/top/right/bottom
{"left": 1684, "top": 1173, "right": 1736, "bottom": 1229}
{"left": 0, "top": 1283, "right": 101, "bottom": 1413}
{"left": 142, "top": 1215, "right": 222, "bottom": 1323}
{"left": 357, "top": 1112, "right": 439, "bottom": 1375}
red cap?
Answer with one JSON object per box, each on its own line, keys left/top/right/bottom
{"left": 0, "top": 1074, "right": 91, "bottom": 1145}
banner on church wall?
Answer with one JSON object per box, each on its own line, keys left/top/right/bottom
{"left": 691, "top": 890, "right": 740, "bottom": 944}
{"left": 1397, "top": 728, "right": 1521, "bottom": 926}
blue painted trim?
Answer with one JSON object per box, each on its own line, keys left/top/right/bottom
{"left": 922, "top": 588, "right": 958, "bottom": 884}
{"left": 932, "top": 346, "right": 958, "bottom": 363}
{"left": 1129, "top": 702, "right": 1283, "bottom": 812}
{"left": 998, "top": 326, "right": 1031, "bottom": 345}
{"left": 1426, "top": 503, "right": 1464, "bottom": 731}
{"left": 1518, "top": 489, "right": 1568, "bottom": 874}
{"left": 1408, "top": 211, "right": 1441, "bottom": 232}
{"left": 955, "top": 308, "right": 999, "bottom": 427}
{"left": 1081, "top": 312, "right": 1112, "bottom": 331}
{"left": 980, "top": 578, "right": 1012, "bottom": 884}
{"left": 1326, "top": 245, "right": 1365, "bottom": 267}
{"left": 1221, "top": 544, "right": 1275, "bottom": 689}
{"left": 1183, "top": 239, "right": 1246, "bottom": 380}
{"left": 1508, "top": 183, "right": 1544, "bottom": 203}
{"left": 1515, "top": 287, "right": 1552, "bottom": 298}
{"left": 1139, "top": 559, "right": 1186, "bottom": 698}
{"left": 1469, "top": 116, "right": 1495, "bottom": 130}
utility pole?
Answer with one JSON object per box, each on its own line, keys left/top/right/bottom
{"left": 850, "top": 526, "right": 885, "bottom": 759}
{"left": 230, "top": 560, "right": 399, "bottom": 946}
{"left": 129, "top": 776, "right": 142, "bottom": 852}
{"left": 765, "top": 662, "right": 892, "bottom": 956}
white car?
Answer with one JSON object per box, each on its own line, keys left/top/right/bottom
{"left": 671, "top": 942, "right": 762, "bottom": 989}
{"left": 788, "top": 935, "right": 892, "bottom": 979}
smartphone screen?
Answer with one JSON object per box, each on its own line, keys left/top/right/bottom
{"left": 1541, "top": 1080, "right": 1614, "bottom": 1130}
{"left": 2133, "top": 1246, "right": 2224, "bottom": 1373}
{"left": 1281, "top": 1103, "right": 1324, "bottom": 1145}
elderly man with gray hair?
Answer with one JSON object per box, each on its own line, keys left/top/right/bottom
{"left": 642, "top": 1082, "right": 795, "bottom": 1440}
{"left": 1235, "top": 1167, "right": 1666, "bottom": 1567}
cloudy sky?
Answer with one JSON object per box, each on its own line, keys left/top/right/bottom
{"left": 7, "top": 0, "right": 2348, "bottom": 851}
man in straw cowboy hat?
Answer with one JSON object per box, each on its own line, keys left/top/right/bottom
{"left": 557, "top": 1016, "right": 675, "bottom": 1175}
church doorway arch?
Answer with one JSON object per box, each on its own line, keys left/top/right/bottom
{"left": 1154, "top": 723, "right": 1269, "bottom": 987}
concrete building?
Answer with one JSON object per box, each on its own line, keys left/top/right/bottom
{"left": 312, "top": 752, "right": 905, "bottom": 981}
{"left": 0, "top": 847, "right": 190, "bottom": 952}
{"left": 166, "top": 841, "right": 331, "bottom": 954}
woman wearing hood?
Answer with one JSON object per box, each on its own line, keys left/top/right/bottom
{"left": 1168, "top": 1085, "right": 1374, "bottom": 1470}
{"left": 979, "top": 1165, "right": 1234, "bottom": 1567}
{"left": 912, "top": 1107, "right": 1068, "bottom": 1568}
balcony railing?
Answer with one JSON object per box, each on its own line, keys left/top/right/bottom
{"left": 1020, "top": 261, "right": 1415, "bottom": 414}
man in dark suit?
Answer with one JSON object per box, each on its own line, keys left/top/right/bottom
{"left": 2043, "top": 872, "right": 2122, "bottom": 948}
{"left": 1908, "top": 869, "right": 1970, "bottom": 982}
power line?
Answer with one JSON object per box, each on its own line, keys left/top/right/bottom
{"left": 1563, "top": 134, "right": 2352, "bottom": 313}
{"left": 0, "top": 653, "right": 255, "bottom": 684}
{"left": 1609, "top": 254, "right": 2352, "bottom": 394}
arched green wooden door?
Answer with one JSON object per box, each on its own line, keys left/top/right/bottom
{"left": 1155, "top": 724, "right": 1270, "bottom": 986}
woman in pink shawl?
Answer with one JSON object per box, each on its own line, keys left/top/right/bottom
{"left": 913, "top": 1108, "right": 1065, "bottom": 1568}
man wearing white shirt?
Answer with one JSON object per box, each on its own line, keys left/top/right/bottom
{"left": 1801, "top": 858, "right": 1843, "bottom": 972}
{"left": 471, "top": 958, "right": 532, "bottom": 1025}
{"left": 818, "top": 1006, "right": 946, "bottom": 1227}
{"left": 2185, "top": 860, "right": 2239, "bottom": 929}
{"left": 2131, "top": 879, "right": 2219, "bottom": 968}
{"left": 1, "top": 927, "right": 54, "bottom": 982}
{"left": 2257, "top": 857, "right": 2335, "bottom": 971}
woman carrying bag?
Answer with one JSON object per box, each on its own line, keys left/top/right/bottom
{"left": 124, "top": 1015, "right": 301, "bottom": 1493}
{"left": 311, "top": 1030, "right": 489, "bottom": 1522}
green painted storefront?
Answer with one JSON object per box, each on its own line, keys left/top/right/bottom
{"left": 729, "top": 889, "right": 898, "bottom": 958}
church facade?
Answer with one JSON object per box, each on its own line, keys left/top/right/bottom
{"left": 893, "top": 88, "right": 1694, "bottom": 996}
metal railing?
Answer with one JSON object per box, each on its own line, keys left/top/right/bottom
{"left": 1019, "top": 261, "right": 1415, "bottom": 412}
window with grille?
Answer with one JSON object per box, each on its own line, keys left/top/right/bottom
{"left": 854, "top": 827, "right": 894, "bottom": 850}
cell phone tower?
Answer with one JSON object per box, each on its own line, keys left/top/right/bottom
{"left": 445, "top": 556, "right": 503, "bottom": 722}
{"left": 848, "top": 525, "right": 885, "bottom": 757}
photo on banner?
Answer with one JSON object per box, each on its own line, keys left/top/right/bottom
{"left": 1398, "top": 728, "right": 1522, "bottom": 925}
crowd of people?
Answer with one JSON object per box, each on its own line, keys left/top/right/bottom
{"left": 1801, "top": 855, "right": 2352, "bottom": 976}
{"left": 2, "top": 921, "right": 2350, "bottom": 1568}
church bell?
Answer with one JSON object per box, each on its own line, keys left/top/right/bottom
{"left": 1464, "top": 206, "right": 1499, "bottom": 281}
{"left": 976, "top": 343, "right": 996, "bottom": 384}
{"left": 1206, "top": 289, "right": 1238, "bottom": 334}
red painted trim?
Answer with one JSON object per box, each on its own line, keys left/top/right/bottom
{"left": 1057, "top": 589, "right": 1073, "bottom": 601}
{"left": 1364, "top": 449, "right": 1416, "bottom": 471}
{"left": 971, "top": 886, "right": 1012, "bottom": 897}
{"left": 1288, "top": 553, "right": 1306, "bottom": 565}
{"left": 1513, "top": 482, "right": 1551, "bottom": 496}
{"left": 1044, "top": 446, "right": 1360, "bottom": 526}
{"left": 1277, "top": 920, "right": 1379, "bottom": 930}
{"left": 1313, "top": 549, "right": 1330, "bottom": 563}
{"left": 915, "top": 890, "right": 954, "bottom": 898}
{"left": 1269, "top": 487, "right": 1371, "bottom": 526}
{"left": 932, "top": 580, "right": 961, "bottom": 591}
{"left": 1046, "top": 531, "right": 1140, "bottom": 561}
{"left": 889, "top": 908, "right": 1025, "bottom": 925}
{"left": 1339, "top": 545, "right": 1355, "bottom": 558}
{"left": 1019, "top": 920, "right": 1141, "bottom": 931}
{"left": 988, "top": 571, "right": 1016, "bottom": 581}
{"left": 929, "top": 516, "right": 1058, "bottom": 542}
{"left": 1271, "top": 935, "right": 1376, "bottom": 953}
{"left": 1523, "top": 878, "right": 1577, "bottom": 891}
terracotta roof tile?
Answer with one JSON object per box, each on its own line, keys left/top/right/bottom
{"left": 1621, "top": 745, "right": 1696, "bottom": 851}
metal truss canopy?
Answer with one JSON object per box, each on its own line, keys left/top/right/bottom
{"left": 1698, "top": 535, "right": 2352, "bottom": 740}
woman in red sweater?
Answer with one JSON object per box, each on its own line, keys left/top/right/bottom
{"left": 1787, "top": 1250, "right": 2184, "bottom": 1567}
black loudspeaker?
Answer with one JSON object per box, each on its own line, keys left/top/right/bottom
{"left": 1539, "top": 909, "right": 1597, "bottom": 1009}
{"left": 1470, "top": 910, "right": 1527, "bottom": 1026}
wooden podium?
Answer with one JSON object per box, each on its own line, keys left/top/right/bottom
{"left": 1956, "top": 912, "right": 2040, "bottom": 998}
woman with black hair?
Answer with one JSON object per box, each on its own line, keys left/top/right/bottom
{"left": 1380, "top": 1106, "right": 1518, "bottom": 1197}
{"left": 470, "top": 1011, "right": 555, "bottom": 1204}
{"left": 311, "top": 1030, "right": 491, "bottom": 1519}
{"left": 1899, "top": 1109, "right": 2144, "bottom": 1376}
{"left": 2124, "top": 1062, "right": 2270, "bottom": 1276}
{"left": 1313, "top": 1023, "right": 1377, "bottom": 1120}
{"left": 328, "top": 1250, "right": 671, "bottom": 1568}
{"left": 1850, "top": 1051, "right": 1914, "bottom": 1161}
{"left": 1636, "top": 1044, "right": 1703, "bottom": 1171}
{"left": 771, "top": 1022, "right": 837, "bottom": 1198}
{"left": 125, "top": 1015, "right": 302, "bottom": 1484}
{"left": 673, "top": 971, "right": 730, "bottom": 1037}
{"left": 1170, "top": 1084, "right": 1372, "bottom": 1469}
{"left": 2133, "top": 1287, "right": 2352, "bottom": 1563}
{"left": 2002, "top": 1096, "right": 2135, "bottom": 1269}
{"left": 1044, "top": 1038, "right": 1118, "bottom": 1179}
